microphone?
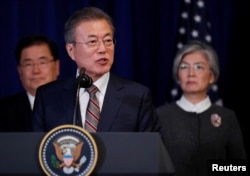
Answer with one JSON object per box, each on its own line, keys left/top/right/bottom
{"left": 77, "top": 68, "right": 93, "bottom": 88}
{"left": 73, "top": 68, "right": 93, "bottom": 125}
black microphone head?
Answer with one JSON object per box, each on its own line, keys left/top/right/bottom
{"left": 78, "top": 74, "right": 93, "bottom": 88}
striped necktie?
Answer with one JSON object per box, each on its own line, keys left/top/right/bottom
{"left": 85, "top": 85, "right": 100, "bottom": 132}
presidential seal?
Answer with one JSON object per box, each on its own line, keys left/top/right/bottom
{"left": 39, "top": 125, "right": 98, "bottom": 176}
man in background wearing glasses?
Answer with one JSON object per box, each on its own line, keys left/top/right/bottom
{"left": 0, "top": 35, "right": 60, "bottom": 132}
{"left": 32, "top": 7, "right": 161, "bottom": 134}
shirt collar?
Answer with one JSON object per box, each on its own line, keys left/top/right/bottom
{"left": 76, "top": 69, "right": 109, "bottom": 95}
{"left": 27, "top": 92, "right": 35, "bottom": 110}
{"left": 176, "top": 95, "right": 211, "bottom": 113}
{"left": 92, "top": 72, "right": 109, "bottom": 95}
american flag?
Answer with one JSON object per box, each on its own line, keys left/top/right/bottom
{"left": 171, "top": 0, "right": 223, "bottom": 106}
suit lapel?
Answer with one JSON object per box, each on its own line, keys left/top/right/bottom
{"left": 15, "top": 93, "right": 32, "bottom": 125}
{"left": 97, "top": 74, "right": 123, "bottom": 131}
{"left": 18, "top": 93, "right": 32, "bottom": 117}
{"left": 61, "top": 77, "right": 80, "bottom": 124}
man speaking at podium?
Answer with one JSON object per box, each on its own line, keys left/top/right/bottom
{"left": 32, "top": 7, "right": 161, "bottom": 133}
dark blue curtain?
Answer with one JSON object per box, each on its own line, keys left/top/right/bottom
{"left": 0, "top": 0, "right": 249, "bottom": 157}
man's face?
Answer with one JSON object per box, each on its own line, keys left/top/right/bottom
{"left": 66, "top": 19, "right": 115, "bottom": 82}
{"left": 18, "top": 43, "right": 60, "bottom": 96}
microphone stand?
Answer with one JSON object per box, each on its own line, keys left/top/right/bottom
{"left": 73, "top": 68, "right": 93, "bottom": 125}
{"left": 73, "top": 69, "right": 83, "bottom": 125}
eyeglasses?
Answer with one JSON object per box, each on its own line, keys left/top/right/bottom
{"left": 20, "top": 59, "right": 55, "bottom": 70}
{"left": 178, "top": 62, "right": 210, "bottom": 72}
{"left": 72, "top": 38, "right": 115, "bottom": 49}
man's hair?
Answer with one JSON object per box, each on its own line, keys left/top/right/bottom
{"left": 64, "top": 6, "right": 115, "bottom": 43}
{"left": 15, "top": 35, "right": 59, "bottom": 65}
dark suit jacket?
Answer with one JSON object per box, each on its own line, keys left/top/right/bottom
{"left": 0, "top": 92, "right": 33, "bottom": 132}
{"left": 33, "top": 74, "right": 161, "bottom": 133}
{"left": 157, "top": 102, "right": 247, "bottom": 176}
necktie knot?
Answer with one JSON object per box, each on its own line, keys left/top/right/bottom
{"left": 86, "top": 85, "right": 98, "bottom": 95}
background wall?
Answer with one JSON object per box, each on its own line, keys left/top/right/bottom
{"left": 0, "top": 0, "right": 248, "bottom": 158}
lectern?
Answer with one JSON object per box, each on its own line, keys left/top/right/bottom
{"left": 0, "top": 132, "right": 175, "bottom": 175}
